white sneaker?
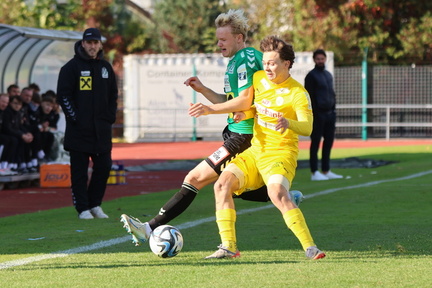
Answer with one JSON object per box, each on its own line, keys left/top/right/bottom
{"left": 311, "top": 171, "right": 329, "bottom": 181}
{"left": 90, "top": 206, "right": 109, "bottom": 218}
{"left": 0, "top": 168, "right": 18, "bottom": 176}
{"left": 79, "top": 210, "right": 94, "bottom": 220}
{"left": 120, "top": 214, "right": 152, "bottom": 246}
{"left": 324, "top": 171, "right": 343, "bottom": 179}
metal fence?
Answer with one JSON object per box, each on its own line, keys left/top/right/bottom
{"left": 334, "top": 65, "right": 432, "bottom": 139}
{"left": 336, "top": 104, "right": 432, "bottom": 140}
{"left": 117, "top": 65, "right": 432, "bottom": 141}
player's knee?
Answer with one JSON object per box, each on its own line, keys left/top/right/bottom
{"left": 184, "top": 168, "right": 203, "bottom": 186}
{"left": 214, "top": 173, "right": 236, "bottom": 194}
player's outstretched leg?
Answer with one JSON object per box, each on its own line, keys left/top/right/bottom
{"left": 120, "top": 214, "right": 152, "bottom": 246}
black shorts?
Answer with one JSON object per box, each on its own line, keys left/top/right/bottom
{"left": 205, "top": 126, "right": 253, "bottom": 175}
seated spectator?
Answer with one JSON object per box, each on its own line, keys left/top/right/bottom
{"left": 28, "top": 91, "right": 42, "bottom": 125}
{"left": 0, "top": 93, "right": 18, "bottom": 175}
{"left": 7, "top": 84, "right": 20, "bottom": 97}
{"left": 38, "top": 95, "right": 59, "bottom": 161}
{"left": 43, "top": 90, "right": 68, "bottom": 162}
{"left": 46, "top": 89, "right": 66, "bottom": 133}
{"left": 20, "top": 87, "right": 45, "bottom": 167}
{"left": 29, "top": 83, "right": 41, "bottom": 95}
{"left": 2, "top": 96, "right": 35, "bottom": 173}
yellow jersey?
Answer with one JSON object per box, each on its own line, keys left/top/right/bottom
{"left": 251, "top": 70, "right": 313, "bottom": 153}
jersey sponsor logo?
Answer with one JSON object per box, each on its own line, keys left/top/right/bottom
{"left": 262, "top": 99, "right": 271, "bottom": 107}
{"left": 237, "top": 64, "right": 247, "bottom": 87}
{"left": 80, "top": 77, "right": 92, "bottom": 90}
{"left": 102, "top": 67, "right": 108, "bottom": 78}
{"left": 227, "top": 61, "right": 236, "bottom": 74}
{"left": 260, "top": 78, "right": 271, "bottom": 91}
{"left": 257, "top": 116, "right": 278, "bottom": 131}
{"left": 81, "top": 70, "right": 91, "bottom": 76}
{"left": 256, "top": 103, "right": 283, "bottom": 118}
{"left": 224, "top": 75, "right": 232, "bottom": 92}
{"left": 208, "top": 146, "right": 230, "bottom": 165}
{"left": 276, "top": 96, "right": 284, "bottom": 106}
{"left": 276, "top": 88, "right": 289, "bottom": 94}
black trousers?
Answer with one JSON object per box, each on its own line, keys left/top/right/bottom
{"left": 309, "top": 110, "right": 336, "bottom": 173}
{"left": 0, "top": 134, "right": 18, "bottom": 163}
{"left": 69, "top": 150, "right": 112, "bottom": 213}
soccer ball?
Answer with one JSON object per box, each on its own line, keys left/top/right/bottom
{"left": 149, "top": 225, "right": 183, "bottom": 258}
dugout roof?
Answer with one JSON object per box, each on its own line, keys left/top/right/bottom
{"left": 0, "top": 24, "right": 105, "bottom": 93}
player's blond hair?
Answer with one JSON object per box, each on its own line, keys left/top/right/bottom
{"left": 215, "top": 9, "right": 249, "bottom": 41}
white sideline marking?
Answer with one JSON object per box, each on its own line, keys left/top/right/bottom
{"left": 1, "top": 170, "right": 431, "bottom": 270}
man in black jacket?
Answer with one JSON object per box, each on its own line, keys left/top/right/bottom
{"left": 57, "top": 28, "right": 118, "bottom": 219}
{"left": 305, "top": 49, "right": 343, "bottom": 181}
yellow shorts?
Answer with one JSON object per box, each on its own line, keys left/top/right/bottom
{"left": 224, "top": 148, "right": 297, "bottom": 196}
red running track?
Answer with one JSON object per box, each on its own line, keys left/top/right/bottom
{"left": 0, "top": 139, "right": 429, "bottom": 217}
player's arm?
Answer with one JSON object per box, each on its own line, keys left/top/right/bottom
{"left": 276, "top": 91, "right": 313, "bottom": 135}
{"left": 233, "top": 105, "right": 256, "bottom": 123}
{"left": 184, "top": 76, "right": 226, "bottom": 104}
{"left": 189, "top": 86, "right": 253, "bottom": 117}
{"left": 286, "top": 110, "right": 313, "bottom": 136}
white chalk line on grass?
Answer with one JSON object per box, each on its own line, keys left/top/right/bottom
{"left": 1, "top": 169, "right": 431, "bottom": 270}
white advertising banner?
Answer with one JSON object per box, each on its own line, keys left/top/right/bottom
{"left": 123, "top": 52, "right": 333, "bottom": 142}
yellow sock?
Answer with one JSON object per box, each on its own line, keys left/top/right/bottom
{"left": 283, "top": 208, "right": 315, "bottom": 250}
{"left": 216, "top": 208, "right": 237, "bottom": 251}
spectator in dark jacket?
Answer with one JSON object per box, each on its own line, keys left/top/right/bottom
{"left": 57, "top": 27, "right": 118, "bottom": 220}
{"left": 20, "top": 87, "right": 45, "bottom": 167}
{"left": 2, "top": 96, "right": 34, "bottom": 173}
{"left": 305, "top": 49, "right": 343, "bottom": 181}
{"left": 38, "top": 95, "right": 59, "bottom": 161}
{"left": 0, "top": 93, "right": 18, "bottom": 175}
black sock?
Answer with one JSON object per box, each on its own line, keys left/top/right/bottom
{"left": 148, "top": 183, "right": 198, "bottom": 229}
{"left": 234, "top": 186, "right": 270, "bottom": 202}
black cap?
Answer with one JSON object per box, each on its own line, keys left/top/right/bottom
{"left": 82, "top": 28, "right": 102, "bottom": 41}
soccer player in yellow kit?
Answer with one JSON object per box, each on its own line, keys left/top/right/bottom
{"left": 189, "top": 35, "right": 326, "bottom": 260}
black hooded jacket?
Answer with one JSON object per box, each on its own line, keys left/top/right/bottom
{"left": 304, "top": 65, "right": 336, "bottom": 112}
{"left": 57, "top": 41, "right": 118, "bottom": 153}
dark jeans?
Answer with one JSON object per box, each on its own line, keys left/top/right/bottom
{"left": 309, "top": 110, "right": 336, "bottom": 173}
{"left": 69, "top": 150, "right": 112, "bottom": 213}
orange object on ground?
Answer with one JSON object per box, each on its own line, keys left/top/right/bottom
{"left": 39, "top": 164, "right": 71, "bottom": 188}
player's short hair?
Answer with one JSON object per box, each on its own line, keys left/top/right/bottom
{"left": 313, "top": 49, "right": 327, "bottom": 59}
{"left": 215, "top": 9, "right": 249, "bottom": 41}
{"left": 260, "top": 35, "right": 295, "bottom": 69}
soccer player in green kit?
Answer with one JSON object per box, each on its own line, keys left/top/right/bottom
{"left": 120, "top": 9, "right": 303, "bottom": 247}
